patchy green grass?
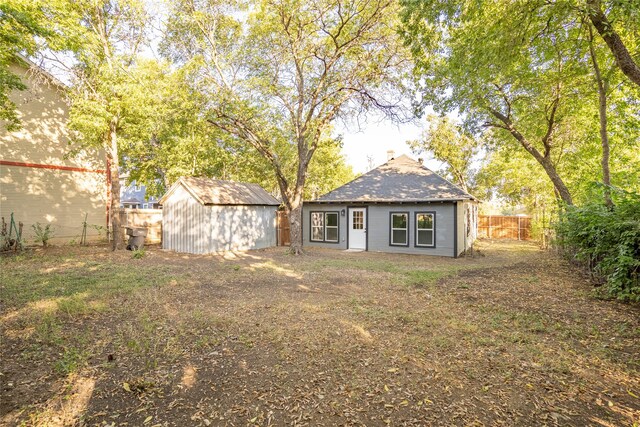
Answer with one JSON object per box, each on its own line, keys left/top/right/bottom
{"left": 308, "top": 254, "right": 461, "bottom": 289}
{"left": 2, "top": 259, "right": 173, "bottom": 308}
{"left": 308, "top": 257, "right": 404, "bottom": 273}
{"left": 1, "top": 242, "right": 639, "bottom": 427}
{"left": 54, "top": 345, "right": 90, "bottom": 375}
{"left": 1, "top": 250, "right": 180, "bottom": 404}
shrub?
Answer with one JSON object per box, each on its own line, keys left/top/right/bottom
{"left": 132, "top": 249, "right": 146, "bottom": 259}
{"left": 32, "top": 223, "right": 55, "bottom": 247}
{"left": 555, "top": 189, "right": 640, "bottom": 302}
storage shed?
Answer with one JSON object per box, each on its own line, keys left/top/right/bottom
{"left": 160, "top": 177, "right": 280, "bottom": 254}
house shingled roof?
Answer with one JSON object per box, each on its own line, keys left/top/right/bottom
{"left": 311, "top": 155, "right": 476, "bottom": 203}
{"left": 160, "top": 177, "right": 280, "bottom": 206}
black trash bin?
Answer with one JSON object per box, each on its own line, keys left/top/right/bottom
{"left": 125, "top": 227, "right": 147, "bottom": 250}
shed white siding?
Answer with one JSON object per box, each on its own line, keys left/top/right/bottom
{"left": 162, "top": 184, "right": 277, "bottom": 254}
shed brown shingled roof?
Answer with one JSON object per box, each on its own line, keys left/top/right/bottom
{"left": 160, "top": 177, "right": 280, "bottom": 206}
{"left": 311, "top": 155, "right": 476, "bottom": 203}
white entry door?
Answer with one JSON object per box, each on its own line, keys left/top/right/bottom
{"left": 348, "top": 208, "right": 366, "bottom": 250}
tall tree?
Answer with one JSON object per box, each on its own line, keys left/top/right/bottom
{"left": 585, "top": 0, "right": 640, "bottom": 87}
{"left": 587, "top": 24, "right": 613, "bottom": 206}
{"left": 399, "top": 0, "right": 601, "bottom": 206}
{"left": 114, "top": 59, "right": 233, "bottom": 196}
{"left": 119, "top": 60, "right": 355, "bottom": 200}
{"left": 0, "top": 0, "right": 76, "bottom": 130}
{"left": 408, "top": 115, "right": 480, "bottom": 192}
{"left": 163, "top": 0, "right": 410, "bottom": 253}
{"left": 305, "top": 137, "right": 355, "bottom": 200}
{"left": 65, "top": 0, "right": 147, "bottom": 250}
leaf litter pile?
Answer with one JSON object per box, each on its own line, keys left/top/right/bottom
{"left": 1, "top": 240, "right": 638, "bottom": 426}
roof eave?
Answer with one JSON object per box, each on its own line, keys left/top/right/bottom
{"left": 305, "top": 197, "right": 475, "bottom": 204}
{"left": 203, "top": 203, "right": 281, "bottom": 206}
{"left": 159, "top": 178, "right": 206, "bottom": 205}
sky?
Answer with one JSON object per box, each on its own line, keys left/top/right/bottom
{"left": 337, "top": 108, "right": 445, "bottom": 175}
{"left": 338, "top": 121, "right": 423, "bottom": 174}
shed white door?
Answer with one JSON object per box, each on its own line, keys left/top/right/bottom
{"left": 348, "top": 208, "right": 366, "bottom": 250}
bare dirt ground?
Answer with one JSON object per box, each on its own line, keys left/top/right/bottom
{"left": 1, "top": 240, "right": 639, "bottom": 426}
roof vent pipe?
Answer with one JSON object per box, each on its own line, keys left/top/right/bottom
{"left": 418, "top": 157, "right": 424, "bottom": 165}
{"left": 386, "top": 150, "right": 395, "bottom": 161}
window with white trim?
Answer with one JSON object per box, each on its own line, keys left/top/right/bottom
{"left": 310, "top": 211, "right": 339, "bottom": 243}
{"left": 311, "top": 212, "right": 324, "bottom": 242}
{"left": 416, "top": 212, "right": 435, "bottom": 247}
{"left": 390, "top": 212, "right": 408, "bottom": 246}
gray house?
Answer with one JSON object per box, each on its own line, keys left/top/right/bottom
{"left": 160, "top": 177, "right": 280, "bottom": 254}
{"left": 120, "top": 180, "right": 161, "bottom": 209}
{"left": 302, "top": 155, "right": 478, "bottom": 257}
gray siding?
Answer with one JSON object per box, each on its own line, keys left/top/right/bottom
{"left": 163, "top": 185, "right": 211, "bottom": 253}
{"left": 303, "top": 202, "right": 457, "bottom": 257}
{"left": 163, "top": 184, "right": 277, "bottom": 254}
{"left": 367, "top": 204, "right": 455, "bottom": 257}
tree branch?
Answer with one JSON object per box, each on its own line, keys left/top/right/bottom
{"left": 206, "top": 115, "right": 290, "bottom": 200}
{"left": 492, "top": 84, "right": 512, "bottom": 119}
{"left": 542, "top": 93, "right": 560, "bottom": 158}
{"left": 586, "top": 0, "right": 640, "bottom": 87}
{"left": 488, "top": 108, "right": 543, "bottom": 161}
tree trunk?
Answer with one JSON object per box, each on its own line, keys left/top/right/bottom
{"left": 108, "top": 119, "right": 123, "bottom": 251}
{"left": 537, "top": 156, "right": 574, "bottom": 206}
{"left": 589, "top": 30, "right": 613, "bottom": 207}
{"left": 287, "top": 202, "right": 304, "bottom": 255}
{"left": 489, "top": 109, "right": 574, "bottom": 206}
{"left": 286, "top": 146, "right": 312, "bottom": 255}
{"left": 587, "top": 0, "right": 640, "bottom": 88}
{"left": 598, "top": 83, "right": 612, "bottom": 207}
{"left": 452, "top": 169, "right": 468, "bottom": 192}
{"left": 287, "top": 168, "right": 308, "bottom": 254}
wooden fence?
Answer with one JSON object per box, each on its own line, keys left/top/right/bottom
{"left": 119, "top": 208, "right": 162, "bottom": 243}
{"left": 478, "top": 215, "right": 531, "bottom": 240}
{"left": 276, "top": 211, "right": 290, "bottom": 246}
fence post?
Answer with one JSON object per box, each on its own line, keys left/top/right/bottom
{"left": 489, "top": 215, "right": 492, "bottom": 239}
{"left": 518, "top": 216, "right": 521, "bottom": 241}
